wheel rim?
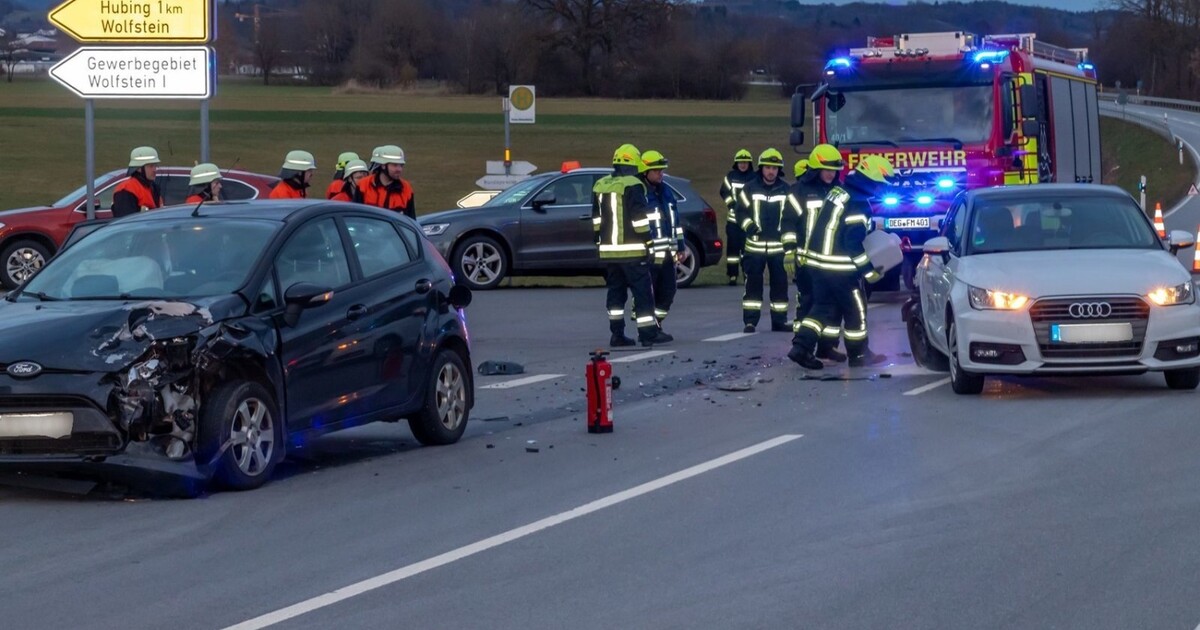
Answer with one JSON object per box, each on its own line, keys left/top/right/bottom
{"left": 674, "top": 246, "right": 695, "bottom": 284}
{"left": 436, "top": 361, "right": 466, "bottom": 431}
{"left": 461, "top": 242, "right": 502, "bottom": 286}
{"left": 7, "top": 247, "right": 45, "bottom": 285}
{"left": 229, "top": 397, "right": 274, "bottom": 477}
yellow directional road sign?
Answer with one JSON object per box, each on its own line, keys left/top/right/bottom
{"left": 49, "top": 0, "right": 212, "bottom": 44}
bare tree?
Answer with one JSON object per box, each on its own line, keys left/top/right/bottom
{"left": 254, "top": 18, "right": 283, "bottom": 85}
{"left": 1, "top": 29, "right": 23, "bottom": 83}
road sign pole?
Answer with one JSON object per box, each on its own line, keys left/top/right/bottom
{"left": 503, "top": 97, "right": 512, "bottom": 175}
{"left": 200, "top": 99, "right": 210, "bottom": 162}
{"left": 85, "top": 98, "right": 95, "bottom": 221}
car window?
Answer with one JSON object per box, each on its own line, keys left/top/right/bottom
{"left": 222, "top": 179, "right": 259, "bottom": 201}
{"left": 74, "top": 182, "right": 119, "bottom": 213}
{"left": 664, "top": 181, "right": 688, "bottom": 203}
{"left": 943, "top": 200, "right": 966, "bottom": 251}
{"left": 398, "top": 224, "right": 421, "bottom": 259}
{"left": 968, "top": 196, "right": 1159, "bottom": 254}
{"left": 542, "top": 175, "right": 595, "bottom": 206}
{"left": 158, "top": 175, "right": 190, "bottom": 205}
{"left": 345, "top": 217, "right": 413, "bottom": 277}
{"left": 253, "top": 272, "right": 279, "bottom": 312}
{"left": 483, "top": 177, "right": 546, "bottom": 207}
{"left": 276, "top": 218, "right": 353, "bottom": 291}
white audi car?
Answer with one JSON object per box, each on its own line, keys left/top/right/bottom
{"left": 905, "top": 185, "right": 1200, "bottom": 394}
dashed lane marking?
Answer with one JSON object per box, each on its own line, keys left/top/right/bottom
{"left": 609, "top": 350, "right": 675, "bottom": 363}
{"left": 222, "top": 434, "right": 805, "bottom": 630}
{"left": 703, "top": 332, "right": 755, "bottom": 342}
{"left": 903, "top": 377, "right": 952, "bottom": 396}
{"left": 479, "top": 374, "right": 565, "bottom": 390}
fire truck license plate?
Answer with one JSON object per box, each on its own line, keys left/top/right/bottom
{"left": 886, "top": 217, "right": 930, "bottom": 229}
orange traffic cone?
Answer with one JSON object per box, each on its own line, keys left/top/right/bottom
{"left": 1193, "top": 225, "right": 1200, "bottom": 273}
{"left": 1154, "top": 203, "right": 1166, "bottom": 238}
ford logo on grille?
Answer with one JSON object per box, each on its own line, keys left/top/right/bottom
{"left": 1069, "top": 302, "right": 1112, "bottom": 319}
{"left": 6, "top": 361, "right": 43, "bottom": 378}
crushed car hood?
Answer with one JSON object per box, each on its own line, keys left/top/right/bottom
{"left": 0, "top": 295, "right": 245, "bottom": 372}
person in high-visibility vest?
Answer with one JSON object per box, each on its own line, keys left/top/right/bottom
{"left": 111, "top": 146, "right": 163, "bottom": 217}
{"left": 358, "top": 145, "right": 415, "bottom": 219}
{"left": 593, "top": 144, "right": 671, "bottom": 347}
{"left": 789, "top": 154, "right": 893, "bottom": 369}
{"left": 790, "top": 144, "right": 848, "bottom": 363}
{"left": 329, "top": 160, "right": 369, "bottom": 203}
{"left": 326, "top": 151, "right": 360, "bottom": 200}
{"left": 640, "top": 150, "right": 684, "bottom": 330}
{"left": 269, "top": 150, "right": 317, "bottom": 199}
{"left": 185, "top": 163, "right": 223, "bottom": 204}
{"left": 719, "top": 149, "right": 756, "bottom": 285}
{"left": 735, "top": 148, "right": 797, "bottom": 333}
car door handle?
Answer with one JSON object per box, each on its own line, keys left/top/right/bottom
{"left": 415, "top": 279, "right": 433, "bottom": 294}
{"left": 346, "top": 304, "right": 368, "bottom": 321}
{"left": 578, "top": 214, "right": 592, "bottom": 220}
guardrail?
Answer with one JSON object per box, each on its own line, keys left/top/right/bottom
{"left": 1098, "top": 91, "right": 1200, "bottom": 113}
{"left": 1098, "top": 100, "right": 1175, "bottom": 141}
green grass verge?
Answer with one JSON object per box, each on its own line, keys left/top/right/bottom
{"left": 1100, "top": 116, "right": 1196, "bottom": 214}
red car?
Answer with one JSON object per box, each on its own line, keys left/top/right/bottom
{"left": 0, "top": 167, "right": 278, "bottom": 289}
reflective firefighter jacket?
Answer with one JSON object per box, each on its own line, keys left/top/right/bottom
{"left": 788, "top": 174, "right": 837, "bottom": 267}
{"left": 111, "top": 173, "right": 163, "bottom": 218}
{"left": 645, "top": 180, "right": 683, "bottom": 261}
{"left": 736, "top": 176, "right": 798, "bottom": 257}
{"left": 720, "top": 168, "right": 757, "bottom": 224}
{"left": 592, "top": 173, "right": 651, "bottom": 261}
{"left": 359, "top": 174, "right": 415, "bottom": 219}
{"left": 802, "top": 184, "right": 874, "bottom": 278}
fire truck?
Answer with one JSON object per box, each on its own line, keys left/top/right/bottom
{"left": 790, "top": 32, "right": 1100, "bottom": 290}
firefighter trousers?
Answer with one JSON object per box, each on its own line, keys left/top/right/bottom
{"left": 725, "top": 221, "right": 745, "bottom": 280}
{"left": 606, "top": 261, "right": 657, "bottom": 341}
{"left": 793, "top": 270, "right": 868, "bottom": 357}
{"left": 650, "top": 257, "right": 677, "bottom": 322}
{"left": 742, "top": 252, "right": 788, "bottom": 327}
{"left": 793, "top": 266, "right": 838, "bottom": 353}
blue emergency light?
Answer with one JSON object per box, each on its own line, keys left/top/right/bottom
{"left": 882, "top": 195, "right": 900, "bottom": 207}
{"left": 937, "top": 177, "right": 956, "bottom": 190}
{"left": 1078, "top": 62, "right": 1096, "bottom": 72}
{"left": 916, "top": 194, "right": 934, "bottom": 206}
{"left": 972, "top": 50, "right": 1010, "bottom": 64}
{"left": 825, "top": 57, "right": 853, "bottom": 75}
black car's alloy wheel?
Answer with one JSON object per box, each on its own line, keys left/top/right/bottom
{"left": 199, "top": 381, "right": 282, "bottom": 491}
{"left": 453, "top": 235, "right": 506, "bottom": 290}
{"left": 906, "top": 301, "right": 949, "bottom": 372}
{"left": 2, "top": 239, "right": 50, "bottom": 289}
{"left": 675, "top": 240, "right": 700, "bottom": 288}
{"left": 409, "top": 350, "right": 470, "bottom": 446}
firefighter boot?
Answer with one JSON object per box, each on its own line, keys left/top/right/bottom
{"left": 848, "top": 349, "right": 888, "bottom": 368}
{"left": 641, "top": 330, "right": 674, "bottom": 347}
{"left": 788, "top": 345, "right": 824, "bottom": 370}
{"left": 816, "top": 343, "right": 847, "bottom": 363}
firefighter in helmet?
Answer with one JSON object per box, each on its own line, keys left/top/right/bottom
{"left": 789, "top": 144, "right": 849, "bottom": 363}
{"left": 593, "top": 144, "right": 670, "bottom": 347}
{"left": 330, "top": 160, "right": 369, "bottom": 203}
{"left": 735, "top": 148, "right": 797, "bottom": 333}
{"left": 789, "top": 154, "right": 893, "bottom": 369}
{"left": 269, "top": 150, "right": 318, "bottom": 199}
{"left": 326, "top": 151, "right": 360, "bottom": 199}
{"left": 111, "top": 146, "right": 163, "bottom": 217}
{"left": 185, "top": 163, "right": 223, "bottom": 204}
{"left": 720, "top": 149, "right": 756, "bottom": 285}
{"left": 358, "top": 144, "right": 416, "bottom": 219}
{"left": 640, "top": 150, "right": 684, "bottom": 332}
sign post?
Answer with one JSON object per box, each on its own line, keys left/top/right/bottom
{"left": 47, "top": 0, "right": 215, "bottom": 218}
{"left": 500, "top": 85, "right": 535, "bottom": 175}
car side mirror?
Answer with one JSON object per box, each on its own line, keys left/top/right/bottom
{"left": 531, "top": 190, "right": 556, "bottom": 211}
{"left": 789, "top": 128, "right": 805, "bottom": 148}
{"left": 283, "top": 282, "right": 334, "bottom": 327}
{"left": 1020, "top": 119, "right": 1040, "bottom": 139}
{"left": 1019, "top": 84, "right": 1037, "bottom": 119}
{"left": 790, "top": 91, "right": 807, "bottom": 128}
{"left": 1167, "top": 230, "right": 1195, "bottom": 255}
{"left": 447, "top": 284, "right": 472, "bottom": 309}
{"left": 924, "top": 236, "right": 952, "bottom": 263}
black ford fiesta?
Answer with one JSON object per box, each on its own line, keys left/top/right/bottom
{"left": 0, "top": 201, "right": 473, "bottom": 493}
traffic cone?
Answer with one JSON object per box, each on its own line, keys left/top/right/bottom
{"left": 1154, "top": 203, "right": 1166, "bottom": 239}
{"left": 1193, "top": 225, "right": 1200, "bottom": 273}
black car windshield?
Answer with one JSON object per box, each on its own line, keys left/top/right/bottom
{"left": 826, "top": 85, "right": 993, "bottom": 146}
{"left": 482, "top": 177, "right": 549, "bottom": 207}
{"left": 967, "top": 196, "right": 1161, "bottom": 255}
{"left": 22, "top": 219, "right": 279, "bottom": 300}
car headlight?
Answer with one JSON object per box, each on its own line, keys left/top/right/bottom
{"left": 421, "top": 223, "right": 450, "bottom": 237}
{"left": 968, "top": 285, "right": 1030, "bottom": 310}
{"left": 1148, "top": 282, "right": 1194, "bottom": 306}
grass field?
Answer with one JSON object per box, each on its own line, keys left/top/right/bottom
{"left": 0, "top": 78, "right": 1190, "bottom": 288}
{"left": 1099, "top": 116, "right": 1195, "bottom": 212}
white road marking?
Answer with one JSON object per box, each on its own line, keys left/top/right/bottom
{"left": 222, "top": 434, "right": 805, "bottom": 630}
{"left": 882, "top": 363, "right": 941, "bottom": 377}
{"left": 703, "top": 332, "right": 755, "bottom": 342}
{"left": 479, "top": 374, "right": 565, "bottom": 390}
{"left": 610, "top": 350, "right": 675, "bottom": 363}
{"left": 903, "top": 377, "right": 952, "bottom": 396}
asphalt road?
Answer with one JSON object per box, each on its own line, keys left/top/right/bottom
{"left": 3, "top": 278, "right": 1200, "bottom": 630}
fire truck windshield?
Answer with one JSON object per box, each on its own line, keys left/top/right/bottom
{"left": 825, "top": 85, "right": 994, "bottom": 147}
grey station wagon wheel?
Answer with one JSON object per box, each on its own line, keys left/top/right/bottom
{"left": 2, "top": 239, "right": 50, "bottom": 290}
{"left": 409, "top": 350, "right": 471, "bottom": 446}
{"left": 452, "top": 235, "right": 506, "bottom": 290}
{"left": 199, "top": 381, "right": 282, "bottom": 491}
{"left": 675, "top": 240, "right": 700, "bottom": 288}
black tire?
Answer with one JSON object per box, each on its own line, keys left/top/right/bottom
{"left": 907, "top": 301, "right": 950, "bottom": 372}
{"left": 197, "top": 381, "right": 282, "bottom": 491}
{"left": 675, "top": 239, "right": 701, "bottom": 288}
{"left": 947, "top": 320, "right": 985, "bottom": 395}
{"left": 2, "top": 239, "right": 51, "bottom": 290}
{"left": 408, "top": 350, "right": 470, "bottom": 446}
{"left": 1165, "top": 367, "right": 1200, "bottom": 390}
{"left": 452, "top": 235, "right": 507, "bottom": 290}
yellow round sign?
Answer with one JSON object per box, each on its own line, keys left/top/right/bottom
{"left": 510, "top": 87, "right": 534, "bottom": 111}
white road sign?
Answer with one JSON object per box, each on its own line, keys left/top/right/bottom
{"left": 486, "top": 160, "right": 537, "bottom": 176}
{"left": 475, "top": 174, "right": 529, "bottom": 190}
{"left": 49, "top": 46, "right": 213, "bottom": 99}
{"left": 457, "top": 191, "right": 500, "bottom": 208}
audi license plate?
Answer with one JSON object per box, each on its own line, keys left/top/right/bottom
{"left": 1050, "top": 323, "right": 1134, "bottom": 344}
{"left": 0, "top": 412, "right": 73, "bottom": 438}
{"left": 885, "top": 217, "right": 930, "bottom": 229}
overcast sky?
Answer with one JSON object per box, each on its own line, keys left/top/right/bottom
{"left": 792, "top": 0, "right": 1104, "bottom": 11}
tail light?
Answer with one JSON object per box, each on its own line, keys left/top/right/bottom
{"left": 702, "top": 208, "right": 717, "bottom": 223}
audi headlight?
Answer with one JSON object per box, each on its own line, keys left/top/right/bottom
{"left": 421, "top": 223, "right": 450, "bottom": 237}
{"left": 1148, "top": 282, "right": 1194, "bottom": 306}
{"left": 968, "top": 285, "right": 1030, "bottom": 310}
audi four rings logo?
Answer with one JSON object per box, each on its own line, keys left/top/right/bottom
{"left": 1069, "top": 302, "right": 1113, "bottom": 318}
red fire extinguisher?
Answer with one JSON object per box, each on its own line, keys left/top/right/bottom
{"left": 587, "top": 350, "right": 614, "bottom": 433}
